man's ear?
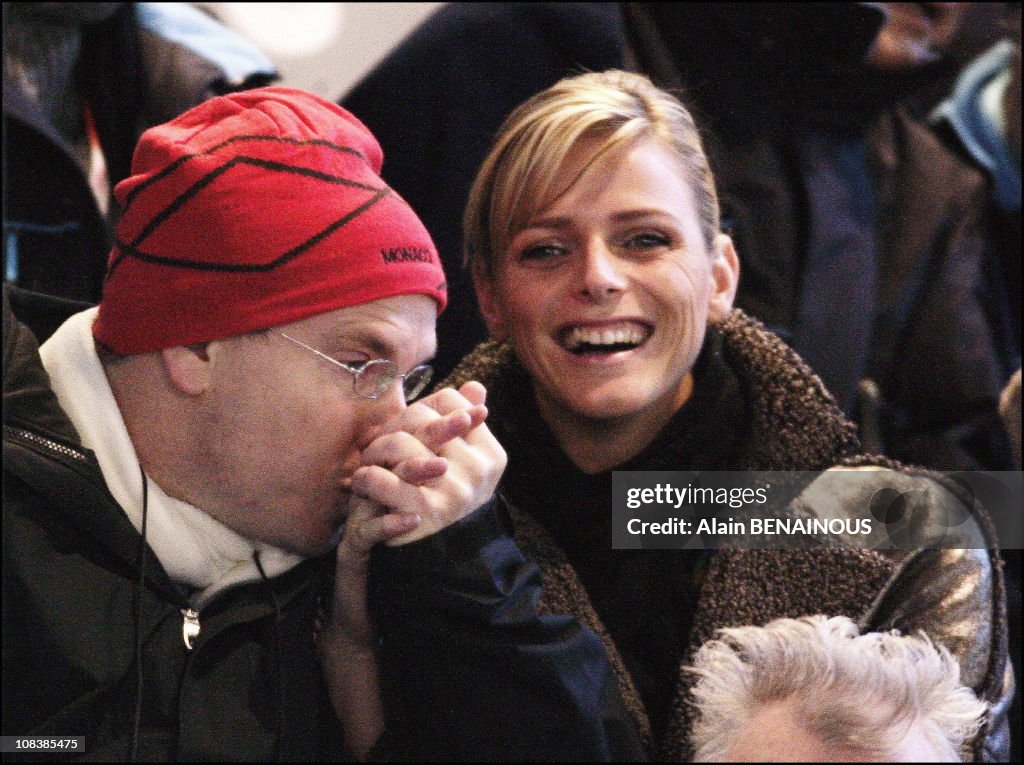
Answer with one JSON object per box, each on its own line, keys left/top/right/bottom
{"left": 472, "top": 262, "right": 510, "bottom": 342}
{"left": 707, "top": 234, "right": 740, "bottom": 323}
{"left": 161, "top": 344, "right": 211, "bottom": 396}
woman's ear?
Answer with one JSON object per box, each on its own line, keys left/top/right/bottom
{"left": 707, "top": 234, "right": 740, "bottom": 323}
{"left": 161, "top": 344, "right": 211, "bottom": 396}
{"left": 472, "top": 262, "right": 510, "bottom": 342}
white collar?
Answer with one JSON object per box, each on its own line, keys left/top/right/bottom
{"left": 39, "top": 308, "right": 305, "bottom": 609}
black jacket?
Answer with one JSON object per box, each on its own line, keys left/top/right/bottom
{"left": 3, "top": 290, "right": 339, "bottom": 760}
{"left": 342, "top": 1, "right": 1011, "bottom": 471}
{"left": 2, "top": 287, "right": 642, "bottom": 761}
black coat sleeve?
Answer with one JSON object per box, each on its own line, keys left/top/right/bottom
{"left": 368, "top": 497, "right": 644, "bottom": 762}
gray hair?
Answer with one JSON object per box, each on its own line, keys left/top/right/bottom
{"left": 688, "top": 615, "right": 987, "bottom": 762}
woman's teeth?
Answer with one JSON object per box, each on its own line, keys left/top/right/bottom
{"left": 562, "top": 323, "right": 650, "bottom": 353}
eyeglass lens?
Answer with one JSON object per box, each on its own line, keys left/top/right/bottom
{"left": 402, "top": 365, "right": 433, "bottom": 401}
{"left": 354, "top": 360, "right": 433, "bottom": 401}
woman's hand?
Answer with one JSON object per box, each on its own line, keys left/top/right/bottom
{"left": 352, "top": 381, "right": 507, "bottom": 546}
{"left": 319, "top": 492, "right": 421, "bottom": 760}
{"left": 320, "top": 451, "right": 447, "bottom": 759}
{"left": 320, "top": 380, "right": 505, "bottom": 759}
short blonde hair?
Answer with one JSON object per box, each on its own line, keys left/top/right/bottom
{"left": 688, "top": 615, "right": 987, "bottom": 762}
{"left": 464, "top": 70, "right": 719, "bottom": 280}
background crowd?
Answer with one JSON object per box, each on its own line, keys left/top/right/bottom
{"left": 3, "top": 2, "right": 1020, "bottom": 762}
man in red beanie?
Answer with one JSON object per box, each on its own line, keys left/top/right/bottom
{"left": 2, "top": 88, "right": 640, "bottom": 761}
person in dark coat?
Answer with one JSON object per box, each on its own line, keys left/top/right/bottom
{"left": 931, "top": 9, "right": 1023, "bottom": 757}
{"left": 1, "top": 88, "right": 642, "bottom": 761}
{"left": 443, "top": 69, "right": 1012, "bottom": 761}
{"left": 2, "top": 2, "right": 277, "bottom": 302}
{"left": 343, "top": 2, "right": 1011, "bottom": 471}
{"left": 931, "top": 3, "right": 1021, "bottom": 385}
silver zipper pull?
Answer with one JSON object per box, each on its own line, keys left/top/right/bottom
{"left": 181, "top": 608, "right": 200, "bottom": 650}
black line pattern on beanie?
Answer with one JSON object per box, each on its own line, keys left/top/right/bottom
{"left": 108, "top": 187, "right": 391, "bottom": 276}
{"left": 120, "top": 135, "right": 368, "bottom": 213}
{"left": 108, "top": 155, "right": 388, "bottom": 276}
{"left": 208, "top": 135, "right": 366, "bottom": 159}
{"left": 129, "top": 157, "right": 380, "bottom": 249}
{"left": 121, "top": 153, "right": 195, "bottom": 212}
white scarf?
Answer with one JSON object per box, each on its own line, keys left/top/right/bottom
{"left": 39, "top": 308, "right": 304, "bottom": 609}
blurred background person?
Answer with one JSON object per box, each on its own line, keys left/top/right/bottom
{"left": 687, "top": 615, "right": 988, "bottom": 762}
{"left": 344, "top": 2, "right": 1014, "bottom": 472}
{"left": 2, "top": 2, "right": 276, "bottom": 303}
{"left": 931, "top": 6, "right": 1022, "bottom": 755}
{"left": 932, "top": 2, "right": 1021, "bottom": 383}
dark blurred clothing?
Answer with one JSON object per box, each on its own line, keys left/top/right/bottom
{"left": 343, "top": 2, "right": 1012, "bottom": 470}
{"left": 2, "top": 3, "right": 277, "bottom": 302}
{"left": 932, "top": 40, "right": 1021, "bottom": 383}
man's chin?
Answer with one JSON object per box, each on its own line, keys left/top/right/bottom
{"left": 281, "top": 492, "right": 351, "bottom": 556}
{"left": 276, "top": 517, "right": 346, "bottom": 558}
{"left": 284, "top": 534, "right": 340, "bottom": 559}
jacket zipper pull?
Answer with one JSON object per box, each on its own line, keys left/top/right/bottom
{"left": 181, "top": 608, "right": 200, "bottom": 650}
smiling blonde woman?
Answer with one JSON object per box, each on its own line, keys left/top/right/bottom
{"left": 444, "top": 69, "right": 1011, "bottom": 760}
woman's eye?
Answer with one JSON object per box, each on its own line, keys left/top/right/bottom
{"left": 518, "top": 244, "right": 566, "bottom": 261}
{"left": 624, "top": 232, "right": 671, "bottom": 249}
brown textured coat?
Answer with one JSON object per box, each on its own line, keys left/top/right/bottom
{"left": 444, "top": 308, "right": 1011, "bottom": 761}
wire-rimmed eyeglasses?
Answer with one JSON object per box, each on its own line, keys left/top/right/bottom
{"left": 278, "top": 332, "right": 433, "bottom": 402}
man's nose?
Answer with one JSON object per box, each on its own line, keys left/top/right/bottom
{"left": 577, "top": 241, "right": 627, "bottom": 301}
{"left": 378, "top": 379, "right": 408, "bottom": 419}
{"left": 355, "top": 384, "right": 407, "bottom": 452}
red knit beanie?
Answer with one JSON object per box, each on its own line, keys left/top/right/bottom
{"left": 93, "top": 87, "right": 446, "bottom": 354}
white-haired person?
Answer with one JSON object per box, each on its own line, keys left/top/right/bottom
{"left": 688, "top": 615, "right": 988, "bottom": 762}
